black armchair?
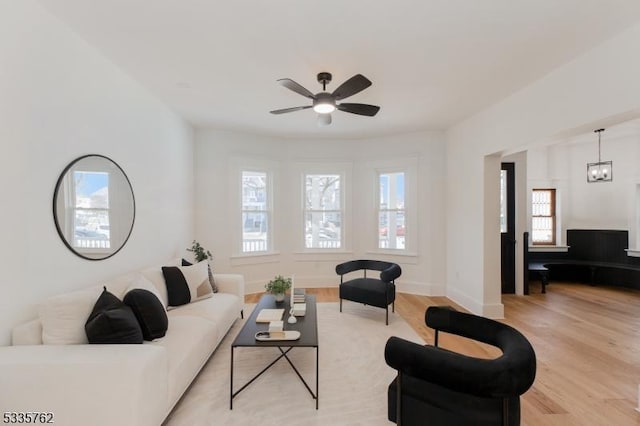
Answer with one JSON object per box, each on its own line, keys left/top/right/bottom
{"left": 384, "top": 306, "right": 536, "bottom": 425}
{"left": 336, "top": 260, "right": 401, "bottom": 325}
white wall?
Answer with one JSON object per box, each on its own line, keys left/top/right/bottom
{"left": 194, "top": 128, "right": 447, "bottom": 295}
{"left": 446, "top": 22, "right": 640, "bottom": 317}
{"left": 0, "top": 1, "right": 194, "bottom": 345}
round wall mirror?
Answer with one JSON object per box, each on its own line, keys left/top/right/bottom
{"left": 53, "top": 154, "right": 135, "bottom": 260}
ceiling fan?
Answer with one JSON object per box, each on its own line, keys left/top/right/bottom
{"left": 270, "top": 72, "right": 380, "bottom": 126}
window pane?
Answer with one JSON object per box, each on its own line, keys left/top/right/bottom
{"left": 242, "top": 212, "right": 268, "bottom": 252}
{"left": 242, "top": 171, "right": 267, "bottom": 210}
{"left": 242, "top": 171, "right": 269, "bottom": 253}
{"left": 378, "top": 211, "right": 405, "bottom": 249}
{"left": 304, "top": 173, "right": 342, "bottom": 250}
{"left": 532, "top": 217, "right": 553, "bottom": 243}
{"left": 73, "top": 171, "right": 110, "bottom": 249}
{"left": 500, "top": 170, "right": 507, "bottom": 233}
{"left": 305, "top": 174, "right": 340, "bottom": 210}
{"left": 378, "top": 171, "right": 406, "bottom": 250}
{"left": 532, "top": 189, "right": 555, "bottom": 244}
{"left": 379, "top": 172, "right": 405, "bottom": 209}
{"left": 74, "top": 171, "right": 109, "bottom": 208}
{"left": 305, "top": 212, "right": 341, "bottom": 249}
{"left": 74, "top": 210, "right": 110, "bottom": 249}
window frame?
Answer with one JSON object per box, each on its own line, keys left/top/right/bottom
{"left": 230, "top": 157, "right": 278, "bottom": 260}
{"left": 241, "top": 170, "right": 272, "bottom": 254}
{"left": 368, "top": 158, "right": 418, "bottom": 256}
{"left": 531, "top": 188, "right": 556, "bottom": 245}
{"left": 303, "top": 172, "right": 344, "bottom": 250}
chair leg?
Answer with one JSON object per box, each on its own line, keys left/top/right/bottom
{"left": 240, "top": 309, "right": 244, "bottom": 319}
{"left": 503, "top": 397, "right": 508, "bottom": 426}
{"left": 392, "top": 301, "right": 395, "bottom": 313}
{"left": 340, "top": 298, "right": 342, "bottom": 313}
{"left": 386, "top": 306, "right": 389, "bottom": 325}
{"left": 396, "top": 372, "right": 402, "bottom": 425}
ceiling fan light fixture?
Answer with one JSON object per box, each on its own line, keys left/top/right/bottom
{"left": 313, "top": 103, "right": 336, "bottom": 114}
{"left": 313, "top": 92, "right": 336, "bottom": 114}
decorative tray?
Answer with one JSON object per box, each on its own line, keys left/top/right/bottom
{"left": 255, "top": 331, "right": 301, "bottom": 341}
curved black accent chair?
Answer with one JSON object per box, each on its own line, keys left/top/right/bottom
{"left": 384, "top": 306, "right": 536, "bottom": 425}
{"left": 336, "top": 260, "right": 401, "bottom": 325}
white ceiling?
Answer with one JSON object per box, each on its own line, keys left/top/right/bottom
{"left": 38, "top": 0, "right": 640, "bottom": 139}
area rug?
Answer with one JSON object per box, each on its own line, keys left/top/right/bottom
{"left": 164, "top": 302, "right": 424, "bottom": 426}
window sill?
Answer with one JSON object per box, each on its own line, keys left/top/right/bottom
{"left": 365, "top": 250, "right": 418, "bottom": 263}
{"left": 292, "top": 250, "right": 354, "bottom": 262}
{"left": 625, "top": 249, "right": 640, "bottom": 258}
{"left": 529, "top": 245, "right": 569, "bottom": 252}
{"left": 231, "top": 251, "right": 280, "bottom": 266}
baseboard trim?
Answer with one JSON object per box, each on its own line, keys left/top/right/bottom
{"left": 445, "top": 287, "right": 504, "bottom": 319}
{"left": 244, "top": 278, "right": 445, "bottom": 297}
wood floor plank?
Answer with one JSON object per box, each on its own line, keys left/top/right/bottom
{"left": 247, "top": 282, "right": 640, "bottom": 425}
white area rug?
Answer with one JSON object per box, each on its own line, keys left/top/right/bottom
{"left": 164, "top": 302, "right": 423, "bottom": 426}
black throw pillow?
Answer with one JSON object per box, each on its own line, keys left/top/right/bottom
{"left": 85, "top": 286, "right": 143, "bottom": 344}
{"left": 181, "top": 258, "right": 192, "bottom": 266}
{"left": 123, "top": 289, "right": 168, "bottom": 341}
{"left": 162, "top": 266, "right": 192, "bottom": 307}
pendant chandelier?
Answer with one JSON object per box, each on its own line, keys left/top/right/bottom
{"left": 587, "top": 128, "right": 612, "bottom": 182}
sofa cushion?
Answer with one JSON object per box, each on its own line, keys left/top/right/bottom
{"left": 38, "top": 286, "right": 103, "bottom": 345}
{"left": 162, "top": 261, "right": 213, "bottom": 307}
{"left": 85, "top": 287, "right": 143, "bottom": 344}
{"left": 140, "top": 258, "right": 181, "bottom": 308}
{"left": 123, "top": 289, "right": 168, "bottom": 341}
{"left": 168, "top": 293, "right": 241, "bottom": 346}
{"left": 149, "top": 315, "right": 219, "bottom": 407}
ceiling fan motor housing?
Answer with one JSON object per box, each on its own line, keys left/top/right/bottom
{"left": 317, "top": 72, "right": 332, "bottom": 86}
{"left": 313, "top": 92, "right": 336, "bottom": 112}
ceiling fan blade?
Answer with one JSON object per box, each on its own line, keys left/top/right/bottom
{"left": 331, "top": 74, "right": 372, "bottom": 100}
{"left": 270, "top": 106, "right": 312, "bottom": 114}
{"left": 277, "top": 78, "right": 316, "bottom": 99}
{"left": 337, "top": 103, "right": 380, "bottom": 116}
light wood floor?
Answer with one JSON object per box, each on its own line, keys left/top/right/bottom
{"left": 247, "top": 282, "right": 640, "bottom": 425}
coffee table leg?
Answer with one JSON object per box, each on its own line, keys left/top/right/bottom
{"left": 230, "top": 346, "right": 234, "bottom": 410}
{"left": 316, "top": 346, "right": 319, "bottom": 409}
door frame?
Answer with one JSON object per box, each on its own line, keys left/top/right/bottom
{"left": 501, "top": 162, "right": 516, "bottom": 294}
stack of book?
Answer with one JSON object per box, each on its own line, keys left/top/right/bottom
{"left": 268, "top": 320, "right": 285, "bottom": 338}
{"left": 256, "top": 308, "right": 284, "bottom": 323}
{"left": 293, "top": 288, "right": 306, "bottom": 303}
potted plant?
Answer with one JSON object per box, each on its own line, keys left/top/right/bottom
{"left": 187, "top": 240, "right": 212, "bottom": 262}
{"left": 265, "top": 275, "right": 292, "bottom": 302}
{"left": 187, "top": 240, "right": 217, "bottom": 292}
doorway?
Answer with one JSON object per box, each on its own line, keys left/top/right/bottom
{"left": 501, "top": 162, "right": 516, "bottom": 293}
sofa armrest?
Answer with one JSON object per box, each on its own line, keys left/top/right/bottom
{"left": 0, "top": 344, "right": 168, "bottom": 426}
{"left": 214, "top": 273, "right": 245, "bottom": 298}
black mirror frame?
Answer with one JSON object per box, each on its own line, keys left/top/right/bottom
{"left": 53, "top": 154, "right": 136, "bottom": 261}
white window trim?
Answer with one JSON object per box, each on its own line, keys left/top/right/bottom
{"left": 230, "top": 157, "right": 278, "bottom": 258}
{"left": 292, "top": 161, "right": 352, "bottom": 254}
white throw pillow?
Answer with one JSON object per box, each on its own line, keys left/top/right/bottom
{"left": 162, "top": 261, "right": 213, "bottom": 308}
{"left": 183, "top": 261, "right": 211, "bottom": 301}
{"left": 38, "top": 286, "right": 102, "bottom": 345}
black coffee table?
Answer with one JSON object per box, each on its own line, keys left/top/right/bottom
{"left": 230, "top": 294, "right": 318, "bottom": 409}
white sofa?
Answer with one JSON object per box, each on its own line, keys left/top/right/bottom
{"left": 0, "top": 259, "right": 244, "bottom": 426}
